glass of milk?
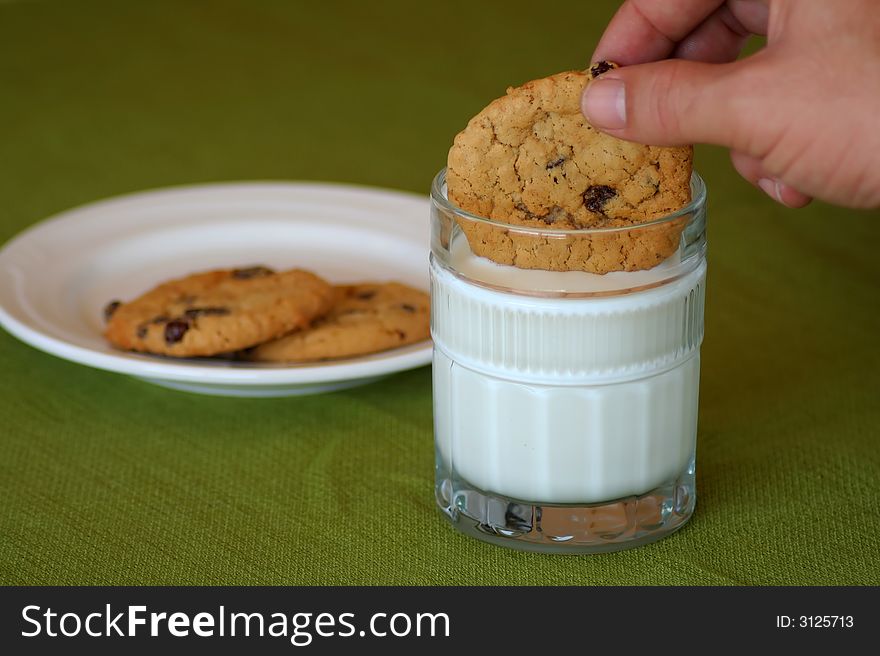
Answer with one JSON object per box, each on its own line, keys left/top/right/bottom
{"left": 430, "top": 169, "right": 707, "bottom": 553}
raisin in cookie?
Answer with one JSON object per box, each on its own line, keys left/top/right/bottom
{"left": 104, "top": 266, "right": 335, "bottom": 357}
{"left": 446, "top": 62, "right": 693, "bottom": 273}
{"left": 247, "top": 282, "right": 429, "bottom": 363}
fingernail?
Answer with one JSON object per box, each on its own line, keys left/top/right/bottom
{"left": 582, "top": 78, "right": 626, "bottom": 130}
{"left": 757, "top": 178, "right": 783, "bottom": 203}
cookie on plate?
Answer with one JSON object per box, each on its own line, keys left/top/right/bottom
{"left": 446, "top": 62, "right": 693, "bottom": 273}
{"left": 247, "top": 282, "right": 430, "bottom": 363}
{"left": 104, "top": 266, "right": 335, "bottom": 357}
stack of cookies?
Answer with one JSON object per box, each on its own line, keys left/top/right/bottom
{"left": 103, "top": 266, "right": 430, "bottom": 362}
{"left": 446, "top": 62, "right": 693, "bottom": 274}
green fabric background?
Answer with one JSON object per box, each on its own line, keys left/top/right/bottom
{"left": 1, "top": 0, "right": 878, "bottom": 585}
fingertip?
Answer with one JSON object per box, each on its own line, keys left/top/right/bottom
{"left": 779, "top": 185, "right": 813, "bottom": 209}
{"left": 581, "top": 77, "right": 627, "bottom": 131}
{"left": 756, "top": 178, "right": 780, "bottom": 201}
{"left": 758, "top": 178, "right": 812, "bottom": 208}
{"left": 585, "top": 59, "right": 744, "bottom": 147}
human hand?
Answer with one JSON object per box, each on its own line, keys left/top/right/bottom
{"left": 581, "top": 0, "right": 880, "bottom": 209}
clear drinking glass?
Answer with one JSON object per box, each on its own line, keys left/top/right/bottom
{"left": 430, "top": 168, "right": 707, "bottom": 553}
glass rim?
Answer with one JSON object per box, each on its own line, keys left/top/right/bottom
{"left": 431, "top": 167, "right": 706, "bottom": 236}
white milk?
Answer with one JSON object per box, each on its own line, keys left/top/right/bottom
{"left": 431, "top": 236, "right": 705, "bottom": 504}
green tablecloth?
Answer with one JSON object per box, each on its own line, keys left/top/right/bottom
{"left": 1, "top": 0, "right": 878, "bottom": 586}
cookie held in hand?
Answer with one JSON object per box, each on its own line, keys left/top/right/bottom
{"left": 104, "top": 266, "right": 335, "bottom": 357}
{"left": 247, "top": 282, "right": 430, "bottom": 363}
{"left": 446, "top": 62, "right": 693, "bottom": 274}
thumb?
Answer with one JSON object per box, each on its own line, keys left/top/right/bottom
{"left": 581, "top": 59, "right": 753, "bottom": 149}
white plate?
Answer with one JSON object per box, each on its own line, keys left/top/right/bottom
{"left": 0, "top": 181, "right": 432, "bottom": 396}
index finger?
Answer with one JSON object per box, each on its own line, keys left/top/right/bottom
{"left": 592, "top": 0, "right": 725, "bottom": 64}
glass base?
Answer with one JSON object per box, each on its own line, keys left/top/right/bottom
{"left": 436, "top": 467, "right": 695, "bottom": 554}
